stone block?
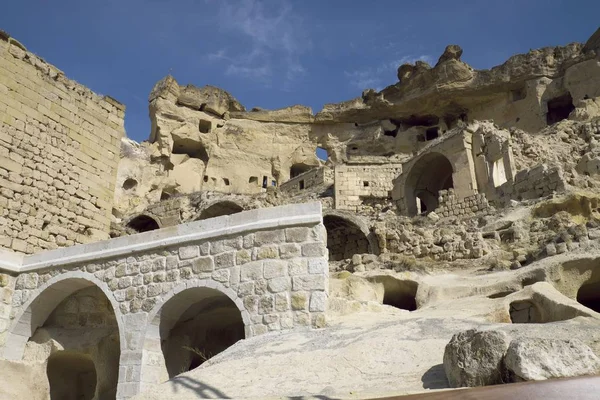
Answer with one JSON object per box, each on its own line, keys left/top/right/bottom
{"left": 292, "top": 275, "right": 326, "bottom": 291}
{"left": 243, "top": 295, "right": 259, "bottom": 313}
{"left": 238, "top": 281, "right": 255, "bottom": 296}
{"left": 274, "top": 293, "right": 289, "bottom": 312}
{"left": 251, "top": 324, "right": 268, "bottom": 336}
{"left": 179, "top": 245, "right": 199, "bottom": 260}
{"left": 258, "top": 294, "right": 274, "bottom": 314}
{"left": 268, "top": 277, "right": 291, "bottom": 293}
{"left": 241, "top": 261, "right": 263, "bottom": 282}
{"left": 288, "top": 259, "right": 308, "bottom": 276}
{"left": 301, "top": 242, "right": 326, "bottom": 257}
{"left": 293, "top": 310, "right": 310, "bottom": 326}
{"left": 308, "top": 258, "right": 328, "bottom": 274}
{"left": 285, "top": 227, "right": 310, "bottom": 243}
{"left": 257, "top": 245, "right": 279, "bottom": 260}
{"left": 212, "top": 268, "right": 230, "bottom": 283}
{"left": 254, "top": 230, "right": 285, "bottom": 246}
{"left": 263, "top": 260, "right": 287, "bottom": 279}
{"left": 191, "top": 256, "right": 214, "bottom": 273}
{"left": 291, "top": 291, "right": 309, "bottom": 310}
{"left": 214, "top": 251, "right": 235, "bottom": 269}
{"left": 279, "top": 243, "right": 301, "bottom": 259}
{"left": 236, "top": 249, "right": 252, "bottom": 265}
{"left": 310, "top": 291, "right": 327, "bottom": 312}
{"left": 199, "top": 242, "right": 210, "bottom": 256}
{"left": 311, "top": 312, "right": 326, "bottom": 329}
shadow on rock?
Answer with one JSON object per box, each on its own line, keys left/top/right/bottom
{"left": 421, "top": 364, "right": 449, "bottom": 389}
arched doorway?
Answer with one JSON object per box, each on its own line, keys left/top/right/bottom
{"left": 127, "top": 214, "right": 160, "bottom": 233}
{"left": 196, "top": 201, "right": 243, "bottom": 220}
{"left": 141, "top": 283, "right": 247, "bottom": 387}
{"left": 404, "top": 152, "right": 454, "bottom": 215}
{"left": 323, "top": 214, "right": 371, "bottom": 261}
{"left": 6, "top": 275, "right": 121, "bottom": 400}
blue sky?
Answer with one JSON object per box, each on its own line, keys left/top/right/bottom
{"left": 1, "top": 0, "right": 598, "bottom": 142}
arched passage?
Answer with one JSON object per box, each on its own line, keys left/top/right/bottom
{"left": 323, "top": 214, "right": 372, "bottom": 261}
{"left": 141, "top": 281, "right": 249, "bottom": 388}
{"left": 196, "top": 201, "right": 244, "bottom": 220}
{"left": 403, "top": 152, "right": 454, "bottom": 216}
{"left": 5, "top": 273, "right": 122, "bottom": 400}
{"left": 127, "top": 214, "right": 160, "bottom": 233}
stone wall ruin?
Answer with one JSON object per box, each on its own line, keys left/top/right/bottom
{"left": 0, "top": 33, "right": 125, "bottom": 254}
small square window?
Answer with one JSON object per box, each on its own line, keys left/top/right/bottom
{"left": 299, "top": 180, "right": 305, "bottom": 190}
{"left": 223, "top": 178, "right": 230, "bottom": 186}
{"left": 363, "top": 181, "right": 369, "bottom": 187}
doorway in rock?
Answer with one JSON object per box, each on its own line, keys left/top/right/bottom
{"left": 546, "top": 93, "right": 575, "bottom": 125}
{"left": 577, "top": 280, "right": 600, "bottom": 312}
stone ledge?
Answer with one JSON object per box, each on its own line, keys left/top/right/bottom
{"left": 0, "top": 202, "right": 323, "bottom": 273}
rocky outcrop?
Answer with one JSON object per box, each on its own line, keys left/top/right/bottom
{"left": 505, "top": 338, "right": 600, "bottom": 381}
{"left": 316, "top": 31, "right": 599, "bottom": 134}
{"left": 443, "top": 329, "right": 510, "bottom": 387}
{"left": 230, "top": 105, "right": 314, "bottom": 123}
{"left": 444, "top": 325, "right": 600, "bottom": 388}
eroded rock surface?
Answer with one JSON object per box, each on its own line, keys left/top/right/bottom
{"left": 505, "top": 338, "right": 600, "bottom": 381}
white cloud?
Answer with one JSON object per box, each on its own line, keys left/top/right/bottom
{"left": 207, "top": 0, "right": 310, "bottom": 85}
{"left": 226, "top": 65, "right": 271, "bottom": 80}
{"left": 345, "top": 55, "right": 432, "bottom": 91}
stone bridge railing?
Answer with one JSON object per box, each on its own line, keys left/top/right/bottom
{"left": 0, "top": 202, "right": 328, "bottom": 399}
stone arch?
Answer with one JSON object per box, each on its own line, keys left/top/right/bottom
{"left": 195, "top": 200, "right": 244, "bottom": 221}
{"left": 322, "top": 211, "right": 379, "bottom": 261}
{"left": 4, "top": 271, "right": 124, "bottom": 361}
{"left": 140, "top": 279, "right": 249, "bottom": 390}
{"left": 401, "top": 152, "right": 454, "bottom": 216}
{"left": 126, "top": 214, "right": 161, "bottom": 233}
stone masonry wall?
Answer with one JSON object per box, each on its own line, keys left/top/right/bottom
{"left": 334, "top": 164, "right": 402, "bottom": 211}
{"left": 0, "top": 34, "right": 125, "bottom": 254}
{"left": 435, "top": 189, "right": 492, "bottom": 218}
{"left": 0, "top": 203, "right": 327, "bottom": 399}
{"left": 280, "top": 167, "right": 334, "bottom": 192}
{"left": 496, "top": 163, "right": 566, "bottom": 202}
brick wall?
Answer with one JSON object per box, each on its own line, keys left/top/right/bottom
{"left": 334, "top": 164, "right": 402, "bottom": 211}
{"left": 0, "top": 35, "right": 125, "bottom": 254}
